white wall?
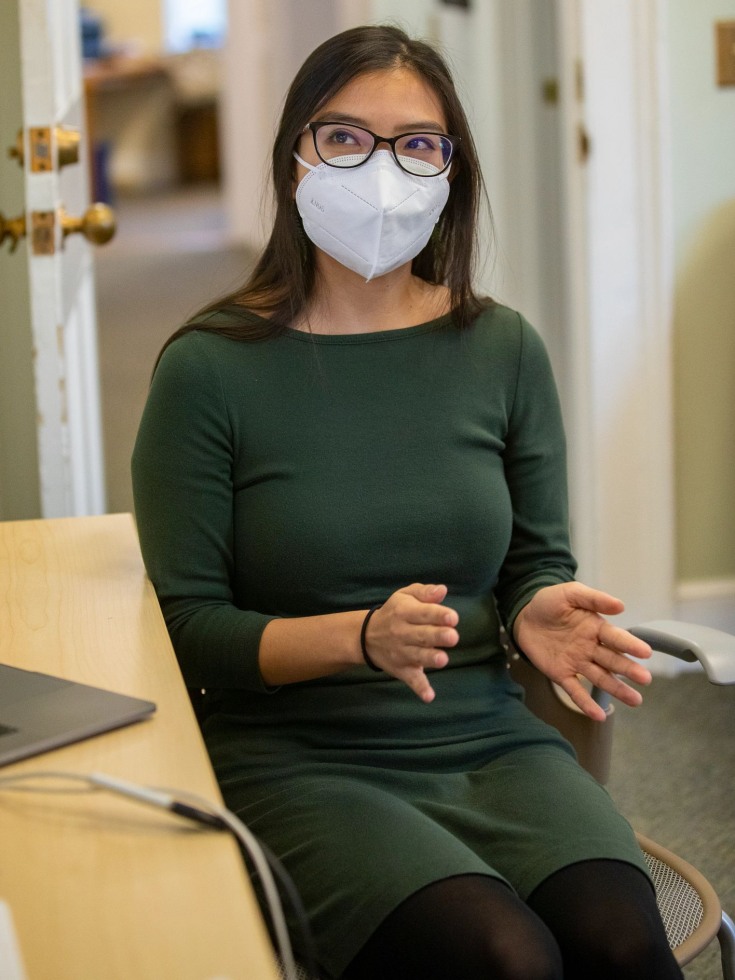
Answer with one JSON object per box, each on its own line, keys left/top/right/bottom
{"left": 570, "top": 1, "right": 676, "bottom": 634}
{"left": 222, "top": 0, "right": 346, "bottom": 248}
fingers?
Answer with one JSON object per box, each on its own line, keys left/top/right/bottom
{"left": 381, "top": 644, "right": 451, "bottom": 703}
{"left": 592, "top": 624, "right": 653, "bottom": 693}
{"left": 601, "top": 649, "right": 652, "bottom": 688}
{"left": 400, "top": 582, "right": 449, "bottom": 605}
{"left": 558, "top": 644, "right": 650, "bottom": 721}
{"left": 364, "top": 585, "right": 459, "bottom": 700}
{"left": 512, "top": 581, "right": 657, "bottom": 718}
{"left": 560, "top": 664, "right": 644, "bottom": 722}
{"left": 598, "top": 621, "right": 653, "bottom": 663}
{"left": 389, "top": 584, "right": 460, "bottom": 642}
{"left": 565, "top": 582, "right": 625, "bottom": 617}
{"left": 401, "top": 624, "right": 459, "bottom": 657}
{"left": 400, "top": 665, "right": 441, "bottom": 704}
{"left": 560, "top": 677, "right": 609, "bottom": 723}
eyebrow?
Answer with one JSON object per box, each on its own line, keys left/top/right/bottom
{"left": 312, "top": 111, "right": 447, "bottom": 132}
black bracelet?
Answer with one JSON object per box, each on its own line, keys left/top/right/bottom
{"left": 360, "top": 604, "right": 384, "bottom": 672}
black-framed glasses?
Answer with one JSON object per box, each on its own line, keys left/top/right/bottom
{"left": 303, "top": 121, "right": 458, "bottom": 176}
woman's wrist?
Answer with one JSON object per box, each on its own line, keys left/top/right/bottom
{"left": 258, "top": 608, "right": 366, "bottom": 685}
{"left": 360, "top": 604, "right": 384, "bottom": 671}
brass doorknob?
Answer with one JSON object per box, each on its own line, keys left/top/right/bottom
{"left": 59, "top": 203, "right": 116, "bottom": 245}
{"left": 0, "top": 210, "right": 26, "bottom": 253}
{"left": 56, "top": 128, "right": 81, "bottom": 168}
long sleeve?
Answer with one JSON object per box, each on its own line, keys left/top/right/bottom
{"left": 132, "top": 308, "right": 576, "bottom": 694}
{"left": 494, "top": 316, "right": 577, "bottom": 634}
{"left": 131, "top": 333, "right": 277, "bottom": 691}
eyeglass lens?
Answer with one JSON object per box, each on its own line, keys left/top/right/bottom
{"left": 313, "top": 124, "right": 453, "bottom": 175}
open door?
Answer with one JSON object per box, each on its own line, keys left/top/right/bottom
{"left": 0, "top": 0, "right": 114, "bottom": 519}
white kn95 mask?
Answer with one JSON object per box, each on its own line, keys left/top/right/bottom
{"left": 293, "top": 149, "right": 450, "bottom": 282}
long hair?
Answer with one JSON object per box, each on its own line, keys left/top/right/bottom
{"left": 161, "top": 24, "right": 492, "bottom": 356}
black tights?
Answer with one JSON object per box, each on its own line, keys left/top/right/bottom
{"left": 340, "top": 860, "right": 683, "bottom": 980}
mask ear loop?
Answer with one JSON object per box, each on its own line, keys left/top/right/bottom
{"left": 290, "top": 154, "right": 313, "bottom": 264}
{"left": 293, "top": 151, "right": 318, "bottom": 172}
{"left": 290, "top": 199, "right": 310, "bottom": 267}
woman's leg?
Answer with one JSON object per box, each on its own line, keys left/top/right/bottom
{"left": 340, "top": 873, "right": 563, "bottom": 980}
{"left": 527, "top": 859, "right": 683, "bottom": 980}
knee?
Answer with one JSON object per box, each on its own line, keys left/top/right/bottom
{"left": 472, "top": 924, "right": 563, "bottom": 980}
{"left": 574, "top": 918, "right": 680, "bottom": 980}
{"left": 491, "top": 945, "right": 563, "bottom": 980}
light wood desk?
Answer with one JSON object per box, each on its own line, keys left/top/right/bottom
{"left": 0, "top": 514, "right": 279, "bottom": 980}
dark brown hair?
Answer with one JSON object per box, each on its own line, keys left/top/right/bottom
{"left": 162, "top": 24, "right": 492, "bottom": 355}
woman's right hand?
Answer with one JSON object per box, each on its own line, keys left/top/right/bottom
{"left": 363, "top": 583, "right": 459, "bottom": 702}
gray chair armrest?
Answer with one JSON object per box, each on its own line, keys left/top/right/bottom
{"left": 629, "top": 620, "right": 735, "bottom": 685}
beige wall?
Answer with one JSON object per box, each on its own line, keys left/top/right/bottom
{"left": 668, "top": 0, "right": 735, "bottom": 583}
{"left": 85, "top": 0, "right": 164, "bottom": 56}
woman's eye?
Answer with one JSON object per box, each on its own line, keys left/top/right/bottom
{"left": 326, "top": 129, "right": 359, "bottom": 145}
{"left": 404, "top": 135, "right": 436, "bottom": 152}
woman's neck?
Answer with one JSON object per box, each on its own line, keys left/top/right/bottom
{"left": 293, "top": 258, "right": 450, "bottom": 335}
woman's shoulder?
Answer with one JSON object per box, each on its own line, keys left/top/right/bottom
{"left": 188, "top": 304, "right": 268, "bottom": 330}
{"left": 464, "top": 304, "right": 553, "bottom": 387}
{"left": 159, "top": 306, "right": 269, "bottom": 361}
{"left": 182, "top": 304, "right": 272, "bottom": 343}
{"left": 153, "top": 320, "right": 244, "bottom": 391}
{"left": 469, "top": 301, "right": 542, "bottom": 349}
{"left": 472, "top": 301, "right": 531, "bottom": 331}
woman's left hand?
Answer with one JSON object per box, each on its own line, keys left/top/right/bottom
{"left": 513, "top": 582, "right": 653, "bottom": 722}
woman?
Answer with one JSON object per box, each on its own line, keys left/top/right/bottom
{"left": 132, "top": 25, "right": 682, "bottom": 980}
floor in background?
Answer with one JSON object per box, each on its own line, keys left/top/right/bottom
{"left": 95, "top": 184, "right": 254, "bottom": 515}
{"left": 96, "top": 187, "right": 734, "bottom": 979}
{"left": 609, "top": 673, "right": 734, "bottom": 980}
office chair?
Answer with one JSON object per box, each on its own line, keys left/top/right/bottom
{"left": 509, "top": 620, "right": 735, "bottom": 980}
{"left": 276, "top": 621, "right": 735, "bottom": 980}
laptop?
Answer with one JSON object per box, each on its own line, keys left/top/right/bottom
{"left": 0, "top": 663, "right": 156, "bottom": 767}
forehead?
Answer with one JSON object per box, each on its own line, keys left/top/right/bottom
{"left": 318, "top": 68, "right": 447, "bottom": 130}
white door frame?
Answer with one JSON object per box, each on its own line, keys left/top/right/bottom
{"left": 556, "top": 0, "right": 676, "bottom": 638}
{"left": 11, "top": 0, "right": 107, "bottom": 518}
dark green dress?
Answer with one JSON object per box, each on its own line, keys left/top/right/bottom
{"left": 132, "top": 304, "right": 647, "bottom": 978}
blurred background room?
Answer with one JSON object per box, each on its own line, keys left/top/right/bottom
{"left": 79, "top": 0, "right": 250, "bottom": 516}
{"left": 9, "top": 4, "right": 731, "bottom": 975}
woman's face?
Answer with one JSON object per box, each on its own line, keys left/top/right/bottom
{"left": 294, "top": 67, "right": 449, "bottom": 185}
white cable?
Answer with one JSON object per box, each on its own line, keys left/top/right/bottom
{"left": 0, "top": 771, "right": 299, "bottom": 980}
{"left": 0, "top": 899, "right": 28, "bottom": 980}
{"left": 153, "top": 783, "right": 298, "bottom": 980}
{"left": 0, "top": 771, "right": 93, "bottom": 792}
